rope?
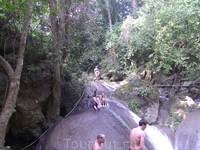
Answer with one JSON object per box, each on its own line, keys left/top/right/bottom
{"left": 20, "top": 91, "right": 85, "bottom": 150}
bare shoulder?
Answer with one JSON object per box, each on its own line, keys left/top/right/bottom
{"left": 92, "top": 141, "right": 101, "bottom": 150}
{"left": 131, "top": 128, "right": 137, "bottom": 132}
{"left": 138, "top": 129, "right": 146, "bottom": 138}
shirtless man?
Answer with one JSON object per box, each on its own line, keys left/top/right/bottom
{"left": 94, "top": 65, "right": 100, "bottom": 81}
{"left": 100, "top": 93, "right": 108, "bottom": 107}
{"left": 93, "top": 94, "right": 101, "bottom": 111}
{"left": 92, "top": 134, "right": 105, "bottom": 150}
{"left": 129, "top": 119, "right": 148, "bottom": 150}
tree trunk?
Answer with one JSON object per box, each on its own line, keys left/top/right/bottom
{"left": 132, "top": 0, "right": 138, "bottom": 18}
{"left": 47, "top": 0, "right": 61, "bottom": 123}
{"left": 0, "top": 0, "right": 33, "bottom": 148}
{"left": 105, "top": 0, "right": 112, "bottom": 30}
{"left": 58, "top": 0, "right": 71, "bottom": 62}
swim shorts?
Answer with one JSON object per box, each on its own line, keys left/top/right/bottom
{"left": 93, "top": 103, "right": 98, "bottom": 107}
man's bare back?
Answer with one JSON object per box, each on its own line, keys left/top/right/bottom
{"left": 129, "top": 127, "right": 145, "bottom": 150}
{"left": 129, "top": 119, "right": 147, "bottom": 150}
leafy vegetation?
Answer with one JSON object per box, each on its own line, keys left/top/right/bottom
{"left": 1, "top": 0, "right": 199, "bottom": 79}
{"left": 129, "top": 100, "right": 140, "bottom": 113}
{"left": 172, "top": 114, "right": 183, "bottom": 130}
{"left": 103, "top": 0, "right": 200, "bottom": 79}
{"left": 135, "top": 86, "right": 151, "bottom": 97}
{"left": 172, "top": 114, "right": 183, "bottom": 123}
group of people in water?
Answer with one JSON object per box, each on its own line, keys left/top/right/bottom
{"left": 92, "top": 119, "right": 148, "bottom": 150}
{"left": 92, "top": 65, "right": 148, "bottom": 150}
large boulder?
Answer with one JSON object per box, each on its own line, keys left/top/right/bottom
{"left": 158, "top": 77, "right": 199, "bottom": 131}
{"left": 151, "top": 74, "right": 199, "bottom": 131}
{"left": 76, "top": 81, "right": 122, "bottom": 111}
{"left": 111, "top": 78, "right": 160, "bottom": 123}
{"left": 165, "top": 95, "right": 197, "bottom": 131}
{"left": 0, "top": 71, "right": 84, "bottom": 149}
{"left": 36, "top": 100, "right": 174, "bottom": 150}
{"left": 36, "top": 101, "right": 131, "bottom": 150}
{"left": 175, "top": 108, "right": 200, "bottom": 150}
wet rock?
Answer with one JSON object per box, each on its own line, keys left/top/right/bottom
{"left": 36, "top": 100, "right": 174, "bottom": 150}
{"left": 36, "top": 102, "right": 131, "bottom": 150}
{"left": 175, "top": 108, "right": 200, "bottom": 150}
{"left": 112, "top": 78, "right": 160, "bottom": 123}
{"left": 166, "top": 95, "right": 197, "bottom": 132}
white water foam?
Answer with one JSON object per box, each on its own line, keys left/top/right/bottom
{"left": 128, "top": 111, "right": 174, "bottom": 150}
{"left": 100, "top": 82, "right": 121, "bottom": 91}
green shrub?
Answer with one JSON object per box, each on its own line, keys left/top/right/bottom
{"left": 135, "top": 86, "right": 151, "bottom": 98}
{"left": 129, "top": 100, "right": 140, "bottom": 113}
{"left": 172, "top": 115, "right": 183, "bottom": 122}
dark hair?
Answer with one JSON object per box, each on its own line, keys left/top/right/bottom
{"left": 97, "top": 134, "right": 104, "bottom": 139}
{"left": 139, "top": 119, "right": 148, "bottom": 126}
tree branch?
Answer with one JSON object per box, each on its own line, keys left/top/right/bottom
{"left": 0, "top": 56, "right": 14, "bottom": 79}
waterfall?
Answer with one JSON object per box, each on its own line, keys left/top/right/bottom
{"left": 99, "top": 82, "right": 121, "bottom": 91}
{"left": 108, "top": 100, "right": 174, "bottom": 150}
{"left": 129, "top": 111, "right": 174, "bottom": 150}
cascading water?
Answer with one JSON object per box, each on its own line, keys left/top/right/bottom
{"left": 145, "top": 125, "right": 174, "bottom": 150}
{"left": 109, "top": 100, "right": 175, "bottom": 150}
{"left": 100, "top": 82, "right": 122, "bottom": 91}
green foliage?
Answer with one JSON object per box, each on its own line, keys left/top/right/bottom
{"left": 135, "top": 86, "right": 151, "bottom": 98}
{"left": 172, "top": 115, "right": 183, "bottom": 122}
{"left": 104, "top": 0, "right": 200, "bottom": 79}
{"left": 129, "top": 100, "right": 140, "bottom": 113}
{"left": 2, "top": 0, "right": 199, "bottom": 81}
{"left": 97, "top": 0, "right": 132, "bottom": 25}
{"left": 173, "top": 122, "right": 180, "bottom": 131}
{"left": 172, "top": 114, "right": 183, "bottom": 130}
{"left": 27, "top": 65, "right": 41, "bottom": 74}
{"left": 145, "top": 0, "right": 200, "bottom": 77}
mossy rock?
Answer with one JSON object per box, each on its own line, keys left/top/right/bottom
{"left": 113, "top": 78, "right": 160, "bottom": 123}
{"left": 166, "top": 95, "right": 197, "bottom": 131}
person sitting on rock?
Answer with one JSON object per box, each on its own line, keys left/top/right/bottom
{"left": 92, "top": 93, "right": 101, "bottom": 111}
{"left": 100, "top": 93, "right": 108, "bottom": 107}
{"left": 94, "top": 65, "right": 100, "bottom": 81}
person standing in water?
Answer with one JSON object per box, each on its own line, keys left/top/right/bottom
{"left": 94, "top": 65, "right": 100, "bottom": 81}
{"left": 129, "top": 119, "right": 148, "bottom": 150}
{"left": 92, "top": 134, "right": 105, "bottom": 150}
